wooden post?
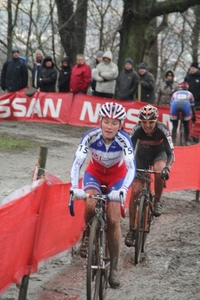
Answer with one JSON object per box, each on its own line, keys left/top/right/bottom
{"left": 196, "top": 190, "right": 199, "bottom": 202}
{"left": 18, "top": 146, "right": 48, "bottom": 300}
{"left": 37, "top": 146, "right": 48, "bottom": 179}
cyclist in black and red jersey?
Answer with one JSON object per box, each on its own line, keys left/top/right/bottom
{"left": 125, "top": 104, "right": 175, "bottom": 247}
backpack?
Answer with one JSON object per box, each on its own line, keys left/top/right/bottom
{"left": 19, "top": 56, "right": 28, "bottom": 66}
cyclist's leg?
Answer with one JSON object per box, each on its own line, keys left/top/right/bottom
{"left": 171, "top": 119, "right": 178, "bottom": 145}
{"left": 170, "top": 101, "right": 179, "bottom": 145}
{"left": 80, "top": 172, "right": 101, "bottom": 258}
{"left": 106, "top": 177, "right": 125, "bottom": 288}
{"left": 153, "top": 154, "right": 167, "bottom": 216}
{"left": 183, "top": 120, "right": 190, "bottom": 143}
{"left": 107, "top": 201, "right": 121, "bottom": 288}
{"left": 125, "top": 179, "right": 143, "bottom": 247}
{"left": 182, "top": 102, "right": 192, "bottom": 144}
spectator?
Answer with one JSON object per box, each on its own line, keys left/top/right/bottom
{"left": 38, "top": 56, "right": 57, "bottom": 92}
{"left": 116, "top": 57, "right": 139, "bottom": 101}
{"left": 0, "top": 47, "right": 28, "bottom": 92}
{"left": 58, "top": 56, "right": 71, "bottom": 92}
{"left": 91, "top": 50, "right": 104, "bottom": 95}
{"left": 32, "top": 49, "right": 43, "bottom": 89}
{"left": 93, "top": 50, "right": 118, "bottom": 98}
{"left": 136, "top": 62, "right": 155, "bottom": 103}
{"left": 157, "top": 70, "right": 179, "bottom": 106}
{"left": 185, "top": 62, "right": 200, "bottom": 110}
{"left": 70, "top": 54, "right": 91, "bottom": 94}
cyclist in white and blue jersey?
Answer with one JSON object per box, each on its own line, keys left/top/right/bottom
{"left": 170, "top": 81, "right": 196, "bottom": 145}
{"left": 70, "top": 102, "right": 136, "bottom": 288}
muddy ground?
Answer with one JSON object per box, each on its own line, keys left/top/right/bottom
{"left": 0, "top": 121, "right": 200, "bottom": 300}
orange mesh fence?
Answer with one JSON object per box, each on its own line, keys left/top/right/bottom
{"left": 32, "top": 182, "right": 85, "bottom": 270}
{"left": 0, "top": 144, "right": 200, "bottom": 294}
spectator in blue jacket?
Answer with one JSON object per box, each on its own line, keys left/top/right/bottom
{"left": 0, "top": 48, "right": 28, "bottom": 92}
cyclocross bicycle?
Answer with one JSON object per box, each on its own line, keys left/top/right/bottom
{"left": 133, "top": 168, "right": 166, "bottom": 265}
{"left": 69, "top": 186, "right": 125, "bottom": 300}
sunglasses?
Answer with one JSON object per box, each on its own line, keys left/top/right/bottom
{"left": 141, "top": 120, "right": 156, "bottom": 125}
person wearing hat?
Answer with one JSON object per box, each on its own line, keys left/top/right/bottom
{"left": 93, "top": 50, "right": 118, "bottom": 98}
{"left": 185, "top": 62, "right": 200, "bottom": 110}
{"left": 136, "top": 62, "right": 155, "bottom": 103}
{"left": 116, "top": 57, "right": 139, "bottom": 101}
{"left": 157, "top": 70, "right": 179, "bottom": 106}
{"left": 0, "top": 47, "right": 28, "bottom": 92}
{"left": 32, "top": 49, "right": 44, "bottom": 89}
{"left": 58, "top": 56, "right": 71, "bottom": 92}
{"left": 91, "top": 50, "right": 104, "bottom": 95}
{"left": 38, "top": 56, "right": 57, "bottom": 92}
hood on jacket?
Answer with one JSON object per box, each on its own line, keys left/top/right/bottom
{"left": 42, "top": 56, "right": 54, "bottom": 67}
{"left": 103, "top": 50, "right": 112, "bottom": 61}
{"left": 62, "top": 56, "right": 71, "bottom": 66}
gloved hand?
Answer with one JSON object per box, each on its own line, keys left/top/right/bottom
{"left": 192, "top": 115, "right": 196, "bottom": 123}
{"left": 161, "top": 166, "right": 170, "bottom": 181}
{"left": 108, "top": 188, "right": 127, "bottom": 202}
{"left": 70, "top": 188, "right": 86, "bottom": 199}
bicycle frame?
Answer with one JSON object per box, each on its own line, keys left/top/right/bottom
{"left": 69, "top": 190, "right": 110, "bottom": 300}
{"left": 134, "top": 168, "right": 166, "bottom": 264}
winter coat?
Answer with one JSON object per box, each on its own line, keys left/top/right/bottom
{"left": 116, "top": 68, "right": 139, "bottom": 100}
{"left": 137, "top": 71, "right": 155, "bottom": 103}
{"left": 70, "top": 63, "right": 91, "bottom": 94}
{"left": 157, "top": 81, "right": 179, "bottom": 106}
{"left": 0, "top": 57, "right": 28, "bottom": 92}
{"left": 58, "top": 66, "right": 71, "bottom": 92}
{"left": 93, "top": 51, "right": 118, "bottom": 94}
{"left": 38, "top": 57, "right": 57, "bottom": 92}
{"left": 32, "top": 63, "right": 43, "bottom": 89}
{"left": 185, "top": 70, "right": 200, "bottom": 108}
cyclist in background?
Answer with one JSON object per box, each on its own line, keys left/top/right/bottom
{"left": 125, "top": 104, "right": 174, "bottom": 247}
{"left": 170, "top": 81, "right": 196, "bottom": 146}
{"left": 70, "top": 102, "right": 136, "bottom": 288}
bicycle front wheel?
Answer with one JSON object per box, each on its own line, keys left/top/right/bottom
{"left": 135, "top": 195, "right": 145, "bottom": 265}
{"left": 142, "top": 200, "right": 151, "bottom": 253}
{"left": 99, "top": 226, "right": 109, "bottom": 300}
{"left": 87, "top": 218, "right": 101, "bottom": 300}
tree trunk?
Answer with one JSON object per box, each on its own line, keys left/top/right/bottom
{"left": 192, "top": 5, "right": 200, "bottom": 62}
{"left": 75, "top": 0, "right": 88, "bottom": 55}
{"left": 55, "top": 0, "right": 77, "bottom": 64}
{"left": 118, "top": 16, "right": 150, "bottom": 72}
{"left": 118, "top": 0, "right": 200, "bottom": 74}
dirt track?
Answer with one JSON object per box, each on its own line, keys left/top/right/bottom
{"left": 0, "top": 122, "right": 200, "bottom": 300}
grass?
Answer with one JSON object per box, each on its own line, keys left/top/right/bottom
{"left": 0, "top": 133, "right": 40, "bottom": 152}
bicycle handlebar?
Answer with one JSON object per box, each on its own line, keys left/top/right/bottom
{"left": 136, "top": 168, "right": 166, "bottom": 188}
{"left": 68, "top": 191, "right": 125, "bottom": 217}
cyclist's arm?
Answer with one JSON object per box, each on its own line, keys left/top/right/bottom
{"left": 121, "top": 136, "right": 136, "bottom": 191}
{"left": 70, "top": 143, "right": 89, "bottom": 188}
{"left": 163, "top": 130, "right": 175, "bottom": 169}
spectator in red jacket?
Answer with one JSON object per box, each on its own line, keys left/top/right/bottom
{"left": 70, "top": 54, "right": 91, "bottom": 94}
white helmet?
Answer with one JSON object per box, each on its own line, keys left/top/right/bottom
{"left": 99, "top": 102, "right": 126, "bottom": 121}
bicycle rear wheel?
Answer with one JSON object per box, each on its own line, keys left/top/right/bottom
{"left": 87, "top": 218, "right": 101, "bottom": 300}
{"left": 135, "top": 195, "right": 145, "bottom": 265}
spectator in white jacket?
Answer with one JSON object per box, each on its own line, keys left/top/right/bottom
{"left": 93, "top": 50, "right": 118, "bottom": 98}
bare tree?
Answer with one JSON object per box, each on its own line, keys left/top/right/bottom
{"left": 118, "top": 0, "right": 200, "bottom": 73}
